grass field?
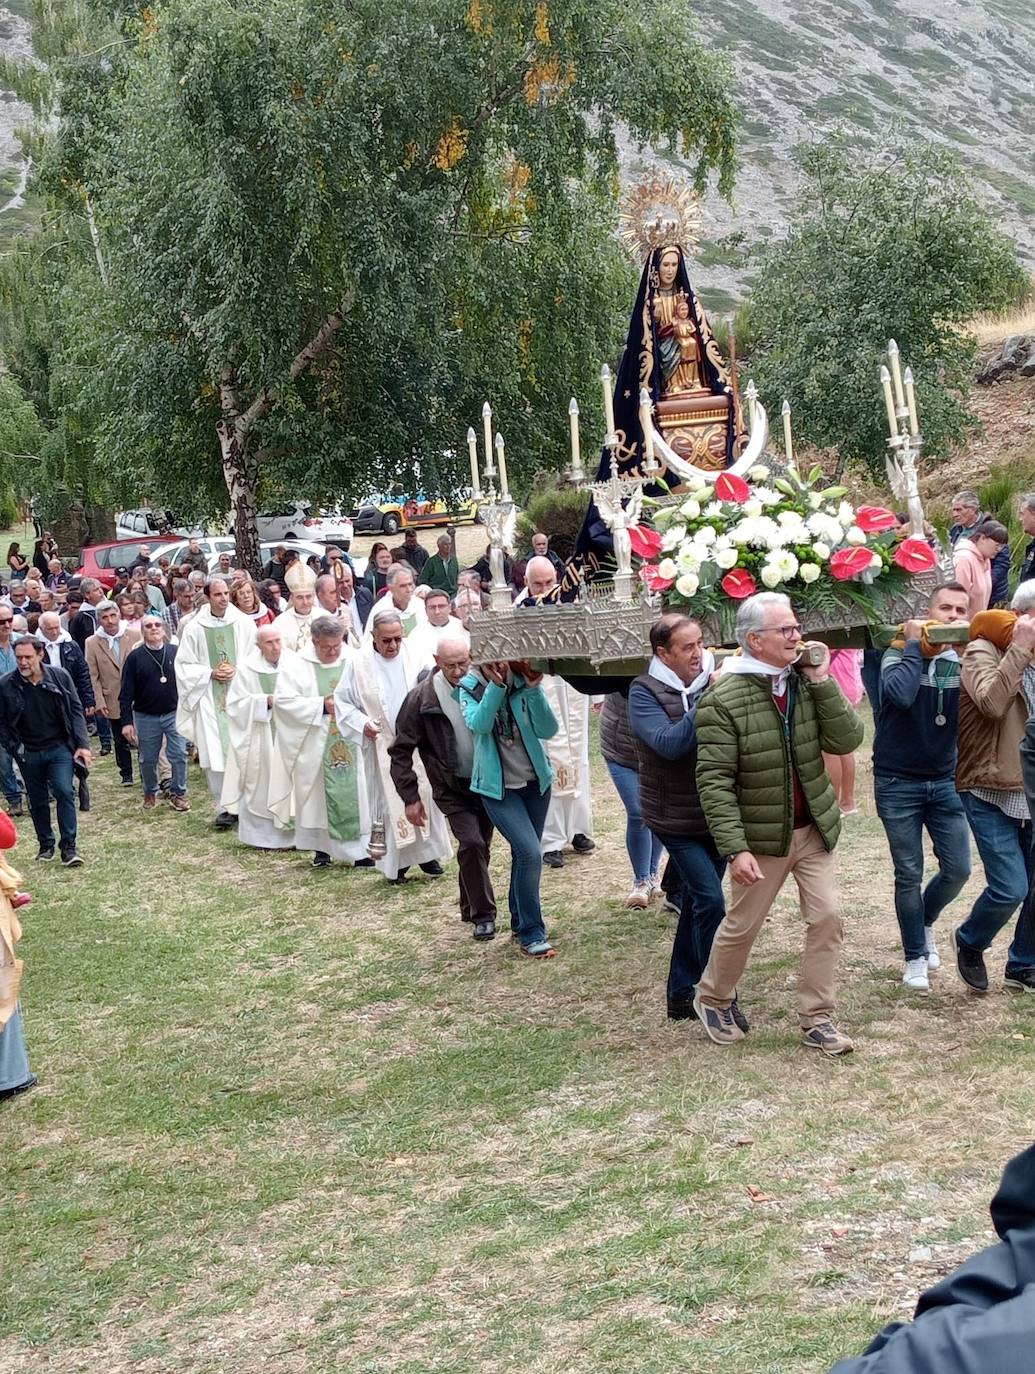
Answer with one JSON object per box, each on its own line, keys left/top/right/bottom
{"left": 1, "top": 695, "right": 1032, "bottom": 1374}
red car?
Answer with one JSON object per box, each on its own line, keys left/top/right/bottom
{"left": 75, "top": 537, "right": 148, "bottom": 590}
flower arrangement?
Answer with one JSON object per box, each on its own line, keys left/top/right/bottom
{"left": 630, "top": 463, "right": 937, "bottom": 630}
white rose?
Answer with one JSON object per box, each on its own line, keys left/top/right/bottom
{"left": 845, "top": 526, "right": 867, "bottom": 546}
{"left": 748, "top": 464, "right": 770, "bottom": 481}
{"left": 771, "top": 550, "right": 799, "bottom": 579}
{"left": 799, "top": 562, "right": 821, "bottom": 584}
{"left": 676, "top": 545, "right": 702, "bottom": 573}
{"left": 661, "top": 523, "right": 687, "bottom": 552}
{"left": 869, "top": 551, "right": 883, "bottom": 568}
{"left": 777, "top": 510, "right": 805, "bottom": 527}
{"left": 675, "top": 572, "right": 700, "bottom": 598}
{"left": 760, "top": 564, "right": 782, "bottom": 589}
{"left": 679, "top": 499, "right": 701, "bottom": 520}
{"left": 656, "top": 558, "right": 677, "bottom": 580}
{"left": 743, "top": 499, "right": 763, "bottom": 518}
{"left": 713, "top": 547, "right": 739, "bottom": 569}
{"left": 755, "top": 486, "right": 781, "bottom": 507}
{"left": 811, "top": 542, "right": 830, "bottom": 561}
{"left": 694, "top": 525, "right": 717, "bottom": 546}
{"left": 696, "top": 487, "right": 714, "bottom": 504}
{"left": 685, "top": 474, "right": 707, "bottom": 492}
{"left": 838, "top": 501, "right": 855, "bottom": 527}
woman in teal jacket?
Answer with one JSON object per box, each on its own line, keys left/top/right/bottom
{"left": 458, "top": 661, "right": 558, "bottom": 958}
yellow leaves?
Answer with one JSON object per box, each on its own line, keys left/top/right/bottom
{"left": 466, "top": 0, "right": 490, "bottom": 34}
{"left": 140, "top": 7, "right": 158, "bottom": 38}
{"left": 523, "top": 55, "right": 573, "bottom": 106}
{"left": 533, "top": 2, "right": 550, "bottom": 44}
{"left": 433, "top": 121, "right": 469, "bottom": 171}
{"left": 507, "top": 159, "right": 531, "bottom": 205}
{"left": 403, "top": 142, "right": 419, "bottom": 169}
{"left": 291, "top": 81, "right": 305, "bottom": 102}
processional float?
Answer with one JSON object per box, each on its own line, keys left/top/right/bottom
{"left": 468, "top": 174, "right": 950, "bottom": 675}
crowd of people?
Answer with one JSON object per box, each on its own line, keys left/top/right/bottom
{"left": 2, "top": 495, "right": 1035, "bottom": 1104}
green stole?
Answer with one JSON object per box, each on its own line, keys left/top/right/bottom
{"left": 257, "top": 669, "right": 277, "bottom": 739}
{"left": 314, "top": 661, "right": 361, "bottom": 842}
{"left": 204, "top": 621, "right": 239, "bottom": 756}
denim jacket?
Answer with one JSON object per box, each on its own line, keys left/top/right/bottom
{"left": 457, "top": 669, "right": 558, "bottom": 801}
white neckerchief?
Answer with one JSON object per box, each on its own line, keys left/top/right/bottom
{"left": 97, "top": 623, "right": 126, "bottom": 647}
{"left": 721, "top": 648, "right": 791, "bottom": 695}
{"left": 648, "top": 648, "right": 715, "bottom": 713}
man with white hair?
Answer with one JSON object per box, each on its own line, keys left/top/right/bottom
{"left": 336, "top": 563, "right": 373, "bottom": 641}
{"left": 269, "top": 615, "right": 367, "bottom": 867}
{"left": 86, "top": 600, "right": 142, "bottom": 786}
{"left": 389, "top": 633, "right": 497, "bottom": 940}
{"left": 314, "top": 574, "right": 351, "bottom": 637}
{"left": 274, "top": 585, "right": 317, "bottom": 652}
{"left": 1017, "top": 492, "right": 1035, "bottom": 587}
{"left": 418, "top": 533, "right": 459, "bottom": 597}
{"left": 362, "top": 564, "right": 427, "bottom": 644}
{"left": 950, "top": 489, "right": 1010, "bottom": 605}
{"left": 174, "top": 577, "right": 254, "bottom": 826}
{"left": 521, "top": 556, "right": 595, "bottom": 869}
{"left": 336, "top": 612, "right": 451, "bottom": 884}
{"left": 693, "top": 592, "right": 864, "bottom": 1056}
{"left": 37, "top": 612, "right": 94, "bottom": 714}
{"left": 118, "top": 613, "right": 190, "bottom": 811}
{"left": 222, "top": 623, "right": 295, "bottom": 848}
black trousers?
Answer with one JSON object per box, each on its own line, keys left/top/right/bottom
{"left": 108, "top": 714, "right": 134, "bottom": 782}
{"left": 445, "top": 801, "right": 496, "bottom": 923}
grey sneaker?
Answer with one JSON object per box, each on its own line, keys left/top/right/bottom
{"left": 801, "top": 1021, "right": 854, "bottom": 1056}
{"left": 693, "top": 993, "right": 745, "bottom": 1045}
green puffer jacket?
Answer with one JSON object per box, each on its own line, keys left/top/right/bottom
{"left": 695, "top": 672, "right": 864, "bottom": 858}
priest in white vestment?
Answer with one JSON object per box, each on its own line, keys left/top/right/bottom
{"left": 268, "top": 615, "right": 370, "bottom": 867}
{"left": 361, "top": 564, "right": 428, "bottom": 647}
{"left": 174, "top": 577, "right": 255, "bottom": 824}
{"left": 273, "top": 585, "right": 317, "bottom": 652}
{"left": 221, "top": 623, "right": 296, "bottom": 849}
{"left": 422, "top": 588, "right": 466, "bottom": 651}
{"left": 335, "top": 611, "right": 451, "bottom": 883}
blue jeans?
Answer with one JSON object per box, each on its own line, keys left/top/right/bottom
{"left": 874, "top": 775, "right": 972, "bottom": 961}
{"left": 0, "top": 742, "right": 21, "bottom": 805}
{"left": 654, "top": 831, "right": 727, "bottom": 1006}
{"left": 862, "top": 648, "right": 883, "bottom": 716}
{"left": 19, "top": 745, "right": 77, "bottom": 854}
{"left": 134, "top": 711, "right": 188, "bottom": 797}
{"left": 958, "top": 793, "right": 1035, "bottom": 968}
{"left": 95, "top": 714, "right": 111, "bottom": 745}
{"left": 605, "top": 759, "right": 663, "bottom": 883}
{"left": 481, "top": 783, "right": 551, "bottom": 947}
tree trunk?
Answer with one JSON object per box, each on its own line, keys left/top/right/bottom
{"left": 217, "top": 420, "right": 261, "bottom": 577}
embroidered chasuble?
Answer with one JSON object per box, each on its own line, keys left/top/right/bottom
{"left": 204, "top": 621, "right": 238, "bottom": 755}
{"left": 314, "top": 661, "right": 361, "bottom": 842}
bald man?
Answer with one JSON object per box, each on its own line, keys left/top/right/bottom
{"left": 520, "top": 556, "right": 595, "bottom": 867}
{"left": 389, "top": 633, "right": 498, "bottom": 940}
{"left": 221, "top": 623, "right": 296, "bottom": 848}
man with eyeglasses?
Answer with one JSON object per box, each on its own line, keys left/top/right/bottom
{"left": 693, "top": 592, "right": 863, "bottom": 1057}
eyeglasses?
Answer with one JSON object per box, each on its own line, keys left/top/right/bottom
{"left": 0, "top": 618, "right": 12, "bottom": 625}
{"left": 765, "top": 623, "right": 802, "bottom": 640}
{"left": 379, "top": 635, "right": 403, "bottom": 646}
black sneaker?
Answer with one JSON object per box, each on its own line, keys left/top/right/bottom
{"left": 420, "top": 860, "right": 444, "bottom": 876}
{"left": 473, "top": 919, "right": 496, "bottom": 941}
{"left": 730, "top": 999, "right": 750, "bottom": 1034}
{"left": 1004, "top": 965, "right": 1035, "bottom": 993}
{"left": 7, "top": 800, "right": 22, "bottom": 817}
{"left": 543, "top": 850, "right": 564, "bottom": 869}
{"left": 955, "top": 927, "right": 988, "bottom": 993}
{"left": 0, "top": 1073, "right": 38, "bottom": 1102}
{"left": 353, "top": 857, "right": 375, "bottom": 868}
{"left": 311, "top": 850, "right": 331, "bottom": 868}
{"left": 667, "top": 999, "right": 697, "bottom": 1022}
{"left": 35, "top": 846, "right": 55, "bottom": 862}
{"left": 61, "top": 850, "right": 84, "bottom": 867}
{"left": 99, "top": 744, "right": 111, "bottom": 757}
{"left": 120, "top": 776, "right": 134, "bottom": 787}
{"left": 213, "top": 811, "right": 238, "bottom": 830}
{"left": 572, "top": 833, "right": 596, "bottom": 853}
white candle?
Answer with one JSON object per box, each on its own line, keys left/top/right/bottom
{"left": 600, "top": 363, "right": 615, "bottom": 435}
{"left": 903, "top": 366, "right": 919, "bottom": 436}
{"left": 495, "top": 432, "right": 509, "bottom": 499}
{"left": 781, "top": 399, "right": 793, "bottom": 466}
{"left": 466, "top": 427, "right": 480, "bottom": 496}
{"left": 880, "top": 366, "right": 897, "bottom": 437}
{"left": 481, "top": 401, "right": 493, "bottom": 477}
{"left": 887, "top": 339, "right": 905, "bottom": 409}
{"left": 639, "top": 387, "right": 656, "bottom": 469}
{"left": 568, "top": 398, "right": 582, "bottom": 476}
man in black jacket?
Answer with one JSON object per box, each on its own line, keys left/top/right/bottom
{"left": 1017, "top": 493, "right": 1035, "bottom": 588}
{"left": 389, "top": 634, "right": 497, "bottom": 941}
{"left": 829, "top": 1140, "right": 1035, "bottom": 1372}
{"left": 337, "top": 565, "right": 373, "bottom": 639}
{"left": 0, "top": 637, "right": 91, "bottom": 865}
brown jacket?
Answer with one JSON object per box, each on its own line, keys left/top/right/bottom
{"left": 85, "top": 629, "right": 142, "bottom": 718}
{"left": 956, "top": 638, "right": 1032, "bottom": 793}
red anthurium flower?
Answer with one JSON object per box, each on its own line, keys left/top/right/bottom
{"left": 721, "top": 568, "right": 757, "bottom": 599}
{"left": 629, "top": 524, "right": 663, "bottom": 559}
{"left": 829, "top": 547, "right": 875, "bottom": 581}
{"left": 715, "top": 472, "right": 751, "bottom": 504}
{"left": 642, "top": 564, "right": 675, "bottom": 593}
{"left": 855, "top": 505, "right": 900, "bottom": 533}
{"left": 893, "top": 537, "right": 938, "bottom": 574}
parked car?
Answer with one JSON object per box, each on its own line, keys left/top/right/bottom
{"left": 227, "top": 503, "right": 353, "bottom": 547}
{"left": 114, "top": 508, "right": 200, "bottom": 541}
{"left": 149, "top": 536, "right": 237, "bottom": 568}
{"left": 349, "top": 493, "right": 481, "bottom": 536}
{"left": 151, "top": 538, "right": 367, "bottom": 580}
{"left": 75, "top": 537, "right": 150, "bottom": 589}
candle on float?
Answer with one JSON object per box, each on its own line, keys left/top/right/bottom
{"left": 600, "top": 363, "right": 615, "bottom": 435}
{"left": 781, "top": 399, "right": 794, "bottom": 466}
{"left": 481, "top": 401, "right": 493, "bottom": 474}
{"left": 639, "top": 387, "right": 656, "bottom": 469}
{"left": 495, "top": 432, "right": 509, "bottom": 499}
{"left": 887, "top": 339, "right": 905, "bottom": 409}
{"left": 568, "top": 397, "right": 583, "bottom": 476}
{"left": 466, "top": 427, "right": 480, "bottom": 496}
{"left": 903, "top": 366, "right": 919, "bottom": 436}
{"left": 880, "top": 366, "right": 897, "bottom": 437}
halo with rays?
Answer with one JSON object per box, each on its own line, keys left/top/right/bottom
{"left": 617, "top": 173, "right": 702, "bottom": 261}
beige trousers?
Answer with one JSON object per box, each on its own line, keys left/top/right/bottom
{"left": 696, "top": 824, "right": 843, "bottom": 1028}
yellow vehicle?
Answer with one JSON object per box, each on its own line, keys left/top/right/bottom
{"left": 349, "top": 493, "right": 482, "bottom": 536}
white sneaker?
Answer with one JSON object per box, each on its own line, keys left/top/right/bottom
{"left": 925, "top": 928, "right": 941, "bottom": 971}
{"left": 626, "top": 880, "right": 651, "bottom": 910}
{"left": 903, "top": 957, "right": 930, "bottom": 992}
{"left": 647, "top": 871, "right": 664, "bottom": 902}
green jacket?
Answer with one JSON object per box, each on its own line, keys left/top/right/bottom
{"left": 418, "top": 553, "right": 459, "bottom": 597}
{"left": 695, "top": 671, "right": 864, "bottom": 858}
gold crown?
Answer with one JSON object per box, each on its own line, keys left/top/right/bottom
{"left": 618, "top": 173, "right": 702, "bottom": 261}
